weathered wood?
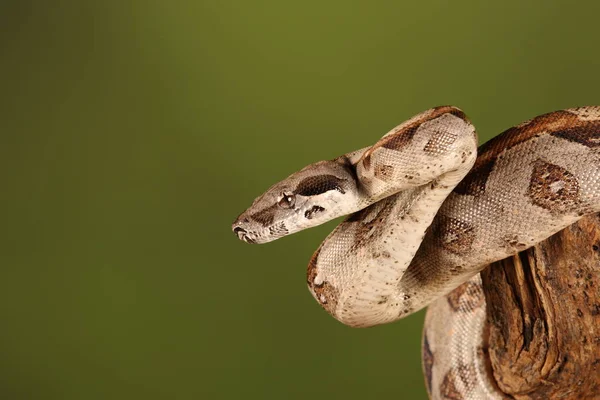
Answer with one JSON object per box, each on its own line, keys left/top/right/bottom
{"left": 481, "top": 214, "right": 600, "bottom": 399}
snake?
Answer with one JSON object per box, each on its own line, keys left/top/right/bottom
{"left": 231, "top": 105, "right": 600, "bottom": 399}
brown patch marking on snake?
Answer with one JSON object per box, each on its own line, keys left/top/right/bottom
{"left": 362, "top": 152, "right": 372, "bottom": 170}
{"left": 456, "top": 110, "right": 580, "bottom": 197}
{"left": 550, "top": 120, "right": 600, "bottom": 148}
{"left": 306, "top": 245, "right": 339, "bottom": 314}
{"left": 436, "top": 105, "right": 468, "bottom": 121}
{"left": 373, "top": 164, "right": 394, "bottom": 180}
{"left": 295, "top": 174, "right": 346, "bottom": 196}
{"left": 433, "top": 215, "right": 476, "bottom": 255}
{"left": 380, "top": 124, "right": 420, "bottom": 151}
{"left": 346, "top": 196, "right": 397, "bottom": 250}
{"left": 454, "top": 157, "right": 495, "bottom": 196}
{"left": 446, "top": 281, "right": 485, "bottom": 312}
{"left": 337, "top": 155, "right": 360, "bottom": 180}
{"left": 371, "top": 250, "right": 391, "bottom": 259}
{"left": 424, "top": 129, "right": 459, "bottom": 155}
{"left": 527, "top": 159, "right": 580, "bottom": 213}
{"left": 361, "top": 106, "right": 468, "bottom": 170}
{"left": 304, "top": 205, "right": 325, "bottom": 219}
{"left": 440, "top": 368, "right": 464, "bottom": 400}
{"left": 422, "top": 333, "right": 434, "bottom": 395}
{"left": 312, "top": 281, "right": 339, "bottom": 314}
{"left": 503, "top": 234, "right": 530, "bottom": 252}
{"left": 440, "top": 363, "right": 476, "bottom": 400}
{"left": 306, "top": 247, "right": 320, "bottom": 287}
{"left": 250, "top": 203, "right": 277, "bottom": 227}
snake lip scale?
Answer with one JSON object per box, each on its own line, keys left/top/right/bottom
{"left": 232, "top": 105, "right": 600, "bottom": 399}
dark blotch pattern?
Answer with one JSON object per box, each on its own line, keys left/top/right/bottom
{"left": 454, "top": 158, "right": 495, "bottom": 196}
{"left": 374, "top": 164, "right": 394, "bottom": 180}
{"left": 250, "top": 204, "right": 277, "bottom": 227}
{"left": 306, "top": 246, "right": 321, "bottom": 287}
{"left": 423, "top": 126, "right": 459, "bottom": 155}
{"left": 440, "top": 364, "right": 475, "bottom": 400}
{"left": 295, "top": 175, "right": 346, "bottom": 196}
{"left": 346, "top": 196, "right": 396, "bottom": 250}
{"left": 446, "top": 281, "right": 484, "bottom": 312}
{"left": 527, "top": 159, "right": 580, "bottom": 212}
{"left": 550, "top": 121, "right": 600, "bottom": 148}
{"left": 361, "top": 106, "right": 469, "bottom": 171}
{"left": 362, "top": 153, "right": 372, "bottom": 170}
{"left": 440, "top": 368, "right": 464, "bottom": 400}
{"left": 305, "top": 205, "right": 325, "bottom": 219}
{"left": 433, "top": 215, "right": 476, "bottom": 255}
{"left": 312, "top": 281, "right": 339, "bottom": 314}
{"left": 381, "top": 124, "right": 420, "bottom": 151}
{"left": 489, "top": 110, "right": 578, "bottom": 154}
{"left": 456, "top": 109, "right": 580, "bottom": 197}
{"left": 306, "top": 244, "right": 339, "bottom": 314}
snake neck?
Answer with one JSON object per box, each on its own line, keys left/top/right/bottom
{"left": 311, "top": 166, "right": 475, "bottom": 328}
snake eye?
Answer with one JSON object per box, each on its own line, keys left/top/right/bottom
{"left": 278, "top": 193, "right": 296, "bottom": 209}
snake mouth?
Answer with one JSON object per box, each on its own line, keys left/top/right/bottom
{"left": 244, "top": 236, "right": 256, "bottom": 244}
{"left": 233, "top": 226, "right": 257, "bottom": 244}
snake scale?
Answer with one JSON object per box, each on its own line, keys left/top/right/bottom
{"left": 232, "top": 106, "right": 600, "bottom": 399}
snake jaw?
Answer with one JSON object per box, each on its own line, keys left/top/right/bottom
{"left": 233, "top": 226, "right": 253, "bottom": 243}
{"left": 232, "top": 223, "right": 259, "bottom": 244}
{"left": 241, "top": 235, "right": 256, "bottom": 244}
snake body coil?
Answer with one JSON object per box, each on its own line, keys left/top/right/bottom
{"left": 232, "top": 106, "right": 600, "bottom": 399}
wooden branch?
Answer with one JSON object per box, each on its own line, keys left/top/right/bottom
{"left": 481, "top": 214, "right": 600, "bottom": 399}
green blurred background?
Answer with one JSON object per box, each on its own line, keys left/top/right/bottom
{"left": 2, "top": 1, "right": 600, "bottom": 399}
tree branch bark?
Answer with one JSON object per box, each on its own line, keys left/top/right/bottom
{"left": 481, "top": 214, "right": 600, "bottom": 399}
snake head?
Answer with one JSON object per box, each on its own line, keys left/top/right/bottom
{"left": 232, "top": 159, "right": 360, "bottom": 244}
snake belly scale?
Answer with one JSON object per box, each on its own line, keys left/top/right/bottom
{"left": 232, "top": 106, "right": 600, "bottom": 399}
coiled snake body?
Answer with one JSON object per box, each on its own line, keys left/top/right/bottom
{"left": 232, "top": 106, "right": 600, "bottom": 399}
